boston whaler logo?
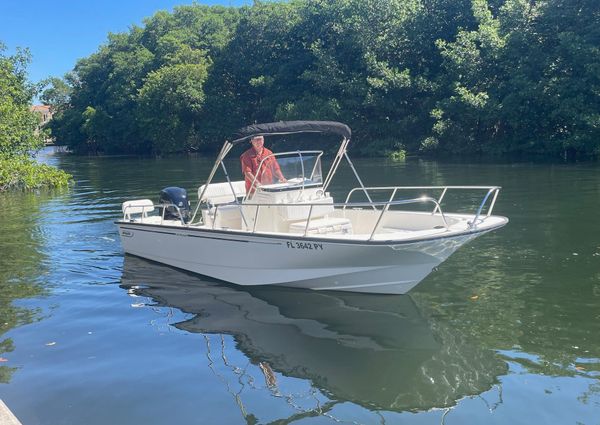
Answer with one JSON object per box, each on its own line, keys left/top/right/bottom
{"left": 121, "top": 230, "right": 134, "bottom": 238}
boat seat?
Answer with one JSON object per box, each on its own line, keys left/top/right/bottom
{"left": 289, "top": 217, "right": 353, "bottom": 235}
{"left": 122, "top": 199, "right": 154, "bottom": 220}
{"left": 198, "top": 181, "right": 246, "bottom": 205}
{"left": 379, "top": 227, "right": 416, "bottom": 235}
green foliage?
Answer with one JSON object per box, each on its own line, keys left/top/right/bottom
{"left": 48, "top": 0, "right": 600, "bottom": 158}
{"left": 40, "top": 76, "right": 72, "bottom": 113}
{"left": 200, "top": 1, "right": 304, "bottom": 142}
{"left": 0, "top": 42, "right": 73, "bottom": 192}
{"left": 0, "top": 43, "right": 43, "bottom": 157}
{"left": 138, "top": 62, "right": 209, "bottom": 153}
{"left": 431, "top": 0, "right": 600, "bottom": 157}
{"left": 389, "top": 149, "right": 407, "bottom": 161}
{"left": 0, "top": 155, "right": 72, "bottom": 191}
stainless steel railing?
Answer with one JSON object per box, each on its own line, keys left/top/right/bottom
{"left": 122, "top": 203, "right": 187, "bottom": 226}
{"left": 209, "top": 196, "right": 448, "bottom": 240}
{"left": 125, "top": 185, "right": 501, "bottom": 239}
{"left": 344, "top": 185, "right": 501, "bottom": 229}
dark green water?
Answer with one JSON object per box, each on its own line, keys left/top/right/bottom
{"left": 0, "top": 148, "right": 599, "bottom": 424}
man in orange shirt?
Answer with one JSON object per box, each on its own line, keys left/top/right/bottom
{"left": 240, "top": 135, "right": 286, "bottom": 193}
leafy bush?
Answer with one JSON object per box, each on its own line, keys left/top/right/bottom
{"left": 0, "top": 155, "right": 72, "bottom": 191}
{"left": 0, "top": 42, "right": 73, "bottom": 192}
{"left": 389, "top": 149, "right": 406, "bottom": 161}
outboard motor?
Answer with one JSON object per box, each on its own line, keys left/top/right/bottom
{"left": 159, "top": 187, "right": 191, "bottom": 223}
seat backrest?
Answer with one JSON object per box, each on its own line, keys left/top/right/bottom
{"left": 122, "top": 199, "right": 154, "bottom": 219}
{"left": 198, "top": 181, "right": 246, "bottom": 205}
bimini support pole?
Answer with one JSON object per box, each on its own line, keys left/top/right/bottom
{"left": 323, "top": 137, "right": 375, "bottom": 209}
{"left": 323, "top": 137, "right": 349, "bottom": 191}
{"left": 343, "top": 150, "right": 375, "bottom": 209}
{"left": 190, "top": 141, "right": 233, "bottom": 224}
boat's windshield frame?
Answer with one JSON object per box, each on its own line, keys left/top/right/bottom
{"left": 245, "top": 150, "right": 324, "bottom": 201}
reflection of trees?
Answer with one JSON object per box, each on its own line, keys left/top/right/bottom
{"left": 393, "top": 162, "right": 600, "bottom": 393}
{"left": 0, "top": 193, "right": 49, "bottom": 383}
{"left": 53, "top": 153, "right": 215, "bottom": 205}
{"left": 414, "top": 231, "right": 600, "bottom": 383}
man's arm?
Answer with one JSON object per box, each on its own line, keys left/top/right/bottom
{"left": 245, "top": 171, "right": 257, "bottom": 184}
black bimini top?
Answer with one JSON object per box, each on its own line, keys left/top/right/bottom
{"left": 231, "top": 120, "right": 351, "bottom": 145}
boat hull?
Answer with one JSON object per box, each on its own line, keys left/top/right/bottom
{"left": 116, "top": 222, "right": 491, "bottom": 294}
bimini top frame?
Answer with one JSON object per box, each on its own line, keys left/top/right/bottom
{"left": 190, "top": 120, "right": 365, "bottom": 224}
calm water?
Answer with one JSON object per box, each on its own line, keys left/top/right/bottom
{"left": 0, "top": 148, "right": 599, "bottom": 424}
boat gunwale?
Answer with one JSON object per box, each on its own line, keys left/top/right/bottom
{"left": 115, "top": 215, "right": 508, "bottom": 247}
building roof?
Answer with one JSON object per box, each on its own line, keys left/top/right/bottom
{"left": 31, "top": 105, "right": 51, "bottom": 113}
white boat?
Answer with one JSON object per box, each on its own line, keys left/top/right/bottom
{"left": 117, "top": 121, "right": 508, "bottom": 294}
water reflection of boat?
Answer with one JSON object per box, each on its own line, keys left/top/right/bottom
{"left": 121, "top": 256, "right": 507, "bottom": 413}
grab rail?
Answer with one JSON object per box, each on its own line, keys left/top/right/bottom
{"left": 122, "top": 203, "right": 186, "bottom": 226}
{"left": 344, "top": 185, "right": 501, "bottom": 229}
{"left": 471, "top": 187, "right": 500, "bottom": 228}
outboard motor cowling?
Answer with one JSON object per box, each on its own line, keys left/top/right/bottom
{"left": 159, "top": 187, "right": 191, "bottom": 223}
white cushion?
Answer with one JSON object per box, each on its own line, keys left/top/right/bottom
{"left": 198, "top": 181, "right": 246, "bottom": 205}
{"left": 290, "top": 217, "right": 353, "bottom": 235}
{"left": 122, "top": 199, "right": 154, "bottom": 218}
